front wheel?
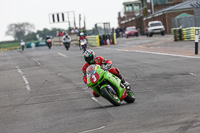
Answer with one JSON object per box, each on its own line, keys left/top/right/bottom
{"left": 124, "top": 89, "right": 135, "bottom": 103}
{"left": 100, "top": 87, "right": 121, "bottom": 106}
{"left": 82, "top": 45, "right": 86, "bottom": 53}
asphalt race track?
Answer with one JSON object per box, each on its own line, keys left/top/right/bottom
{"left": 1, "top": 36, "right": 200, "bottom": 133}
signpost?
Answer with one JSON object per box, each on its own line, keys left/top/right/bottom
{"left": 195, "top": 29, "right": 199, "bottom": 55}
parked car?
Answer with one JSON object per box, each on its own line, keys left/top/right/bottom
{"left": 125, "top": 26, "right": 139, "bottom": 38}
{"left": 146, "top": 21, "right": 165, "bottom": 37}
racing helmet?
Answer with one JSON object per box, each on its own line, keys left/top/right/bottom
{"left": 80, "top": 32, "right": 84, "bottom": 37}
{"left": 84, "top": 49, "right": 96, "bottom": 64}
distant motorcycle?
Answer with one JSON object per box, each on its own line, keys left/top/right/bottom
{"left": 80, "top": 39, "right": 87, "bottom": 53}
{"left": 63, "top": 40, "right": 71, "bottom": 50}
{"left": 46, "top": 39, "right": 52, "bottom": 49}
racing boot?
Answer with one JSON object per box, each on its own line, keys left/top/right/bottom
{"left": 120, "top": 79, "right": 131, "bottom": 92}
{"left": 93, "top": 90, "right": 100, "bottom": 97}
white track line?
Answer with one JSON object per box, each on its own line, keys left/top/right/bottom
{"left": 189, "top": 73, "right": 197, "bottom": 76}
{"left": 117, "top": 49, "right": 200, "bottom": 59}
{"left": 78, "top": 126, "right": 105, "bottom": 133}
{"left": 58, "top": 53, "right": 67, "bottom": 57}
{"left": 36, "top": 61, "right": 42, "bottom": 66}
{"left": 99, "top": 47, "right": 200, "bottom": 59}
{"left": 91, "top": 97, "right": 104, "bottom": 107}
{"left": 16, "top": 66, "right": 31, "bottom": 91}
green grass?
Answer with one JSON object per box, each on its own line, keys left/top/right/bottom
{"left": 0, "top": 42, "right": 20, "bottom": 49}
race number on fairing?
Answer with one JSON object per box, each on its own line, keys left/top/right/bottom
{"left": 90, "top": 73, "right": 99, "bottom": 83}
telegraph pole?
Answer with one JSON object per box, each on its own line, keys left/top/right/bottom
{"left": 151, "top": 0, "right": 154, "bottom": 14}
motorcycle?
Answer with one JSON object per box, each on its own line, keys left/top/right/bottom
{"left": 63, "top": 40, "right": 70, "bottom": 50}
{"left": 46, "top": 39, "right": 52, "bottom": 49}
{"left": 86, "top": 64, "right": 135, "bottom": 106}
{"left": 80, "top": 39, "right": 87, "bottom": 53}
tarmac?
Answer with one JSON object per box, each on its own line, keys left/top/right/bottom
{"left": 117, "top": 35, "right": 200, "bottom": 57}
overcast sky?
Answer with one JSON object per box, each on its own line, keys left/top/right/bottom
{"left": 0, "top": 0, "right": 135, "bottom": 41}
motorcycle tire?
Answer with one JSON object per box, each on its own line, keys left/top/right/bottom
{"left": 100, "top": 87, "right": 121, "bottom": 106}
{"left": 82, "top": 45, "right": 86, "bottom": 53}
{"left": 124, "top": 89, "right": 135, "bottom": 103}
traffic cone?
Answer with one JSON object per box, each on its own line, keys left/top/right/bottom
{"left": 110, "top": 39, "right": 113, "bottom": 44}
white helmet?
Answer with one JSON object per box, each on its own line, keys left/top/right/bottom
{"left": 80, "top": 32, "right": 84, "bottom": 36}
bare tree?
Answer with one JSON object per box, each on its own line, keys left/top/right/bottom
{"left": 5, "top": 22, "right": 35, "bottom": 40}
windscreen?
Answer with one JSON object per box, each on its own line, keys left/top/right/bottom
{"left": 150, "top": 23, "right": 162, "bottom": 27}
{"left": 127, "top": 27, "right": 136, "bottom": 31}
{"left": 86, "top": 65, "right": 96, "bottom": 78}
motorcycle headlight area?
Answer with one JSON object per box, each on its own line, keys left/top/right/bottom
{"left": 87, "top": 71, "right": 96, "bottom": 78}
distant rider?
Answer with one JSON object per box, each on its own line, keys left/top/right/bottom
{"left": 62, "top": 33, "right": 71, "bottom": 50}
{"left": 46, "top": 35, "right": 52, "bottom": 49}
{"left": 82, "top": 49, "right": 130, "bottom": 97}
{"left": 46, "top": 35, "right": 51, "bottom": 41}
{"left": 20, "top": 40, "right": 25, "bottom": 51}
{"left": 79, "top": 32, "right": 88, "bottom": 49}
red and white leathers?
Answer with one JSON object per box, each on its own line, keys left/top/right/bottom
{"left": 82, "top": 56, "right": 123, "bottom": 97}
{"left": 79, "top": 36, "right": 87, "bottom": 40}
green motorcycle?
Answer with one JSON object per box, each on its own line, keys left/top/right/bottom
{"left": 86, "top": 64, "right": 135, "bottom": 106}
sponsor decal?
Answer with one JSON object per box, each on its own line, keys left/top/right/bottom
{"left": 95, "top": 58, "right": 101, "bottom": 64}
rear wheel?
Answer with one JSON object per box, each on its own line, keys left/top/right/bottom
{"left": 124, "top": 89, "right": 135, "bottom": 103}
{"left": 101, "top": 86, "right": 121, "bottom": 106}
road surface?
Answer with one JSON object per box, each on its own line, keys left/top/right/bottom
{"left": 0, "top": 36, "right": 200, "bottom": 133}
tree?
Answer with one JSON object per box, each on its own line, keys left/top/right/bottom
{"left": 5, "top": 22, "right": 35, "bottom": 41}
{"left": 24, "top": 32, "right": 37, "bottom": 41}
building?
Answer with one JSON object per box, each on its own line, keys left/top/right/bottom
{"left": 118, "top": 0, "right": 194, "bottom": 34}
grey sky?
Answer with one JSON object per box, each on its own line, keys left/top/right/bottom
{"left": 0, "top": 0, "right": 133, "bottom": 41}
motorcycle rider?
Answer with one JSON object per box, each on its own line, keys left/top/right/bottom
{"left": 46, "top": 35, "right": 51, "bottom": 41}
{"left": 62, "top": 32, "right": 71, "bottom": 50}
{"left": 79, "top": 32, "right": 88, "bottom": 49}
{"left": 82, "top": 49, "right": 130, "bottom": 97}
{"left": 46, "top": 35, "right": 52, "bottom": 48}
{"left": 20, "top": 39, "right": 25, "bottom": 51}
